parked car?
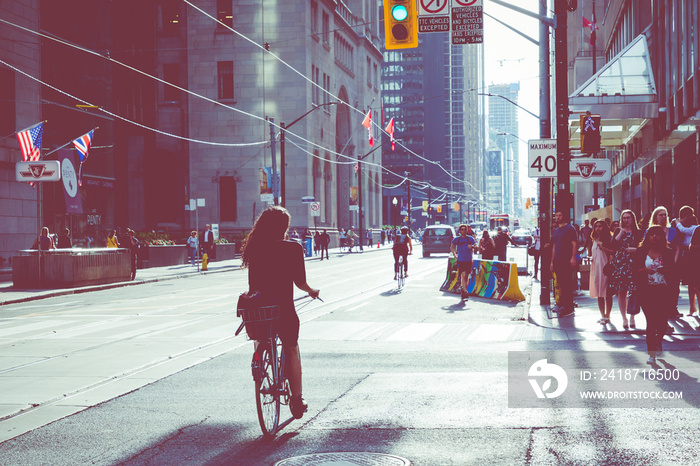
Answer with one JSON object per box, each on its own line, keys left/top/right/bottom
{"left": 511, "top": 228, "right": 533, "bottom": 247}
{"left": 421, "top": 224, "right": 456, "bottom": 257}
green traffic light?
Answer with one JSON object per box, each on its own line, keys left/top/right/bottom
{"left": 391, "top": 5, "right": 408, "bottom": 21}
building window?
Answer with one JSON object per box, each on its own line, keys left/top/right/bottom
{"left": 311, "top": 1, "right": 318, "bottom": 34}
{"left": 161, "top": 2, "right": 180, "bottom": 34}
{"left": 217, "top": 0, "right": 233, "bottom": 28}
{"left": 322, "top": 12, "right": 330, "bottom": 44}
{"left": 220, "top": 176, "right": 237, "bottom": 222}
{"left": 163, "top": 64, "right": 180, "bottom": 102}
{"left": 0, "top": 69, "right": 15, "bottom": 136}
{"left": 217, "top": 61, "right": 234, "bottom": 100}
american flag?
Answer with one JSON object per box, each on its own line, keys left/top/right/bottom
{"left": 73, "top": 130, "right": 94, "bottom": 163}
{"left": 16, "top": 122, "right": 44, "bottom": 161}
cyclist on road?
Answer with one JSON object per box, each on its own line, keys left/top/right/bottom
{"left": 451, "top": 224, "right": 477, "bottom": 301}
{"left": 393, "top": 226, "right": 413, "bottom": 280}
{"left": 241, "top": 206, "right": 320, "bottom": 419}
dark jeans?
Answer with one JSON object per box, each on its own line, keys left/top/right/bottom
{"left": 320, "top": 245, "right": 329, "bottom": 259}
{"left": 533, "top": 250, "right": 541, "bottom": 277}
{"left": 553, "top": 262, "right": 574, "bottom": 311}
{"left": 640, "top": 284, "right": 669, "bottom": 354}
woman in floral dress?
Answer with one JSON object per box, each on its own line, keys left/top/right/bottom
{"left": 610, "top": 210, "right": 643, "bottom": 329}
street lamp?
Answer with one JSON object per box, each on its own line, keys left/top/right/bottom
{"left": 392, "top": 197, "right": 398, "bottom": 226}
{"left": 280, "top": 101, "right": 340, "bottom": 207}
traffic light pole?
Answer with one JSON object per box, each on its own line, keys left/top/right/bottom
{"left": 554, "top": 0, "right": 572, "bottom": 220}
{"left": 539, "top": 0, "right": 552, "bottom": 305}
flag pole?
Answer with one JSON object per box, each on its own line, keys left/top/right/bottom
{"left": 43, "top": 126, "right": 99, "bottom": 158}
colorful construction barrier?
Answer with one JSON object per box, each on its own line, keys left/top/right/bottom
{"left": 439, "top": 257, "right": 525, "bottom": 302}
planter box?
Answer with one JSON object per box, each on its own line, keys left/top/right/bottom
{"left": 212, "top": 243, "right": 236, "bottom": 261}
{"left": 13, "top": 248, "right": 131, "bottom": 288}
{"left": 141, "top": 244, "right": 187, "bottom": 268}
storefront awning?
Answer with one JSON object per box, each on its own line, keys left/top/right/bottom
{"left": 569, "top": 34, "right": 657, "bottom": 149}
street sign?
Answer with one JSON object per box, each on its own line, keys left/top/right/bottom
{"left": 302, "top": 196, "right": 315, "bottom": 203}
{"left": 569, "top": 158, "right": 612, "bottom": 182}
{"left": 528, "top": 139, "right": 557, "bottom": 178}
{"left": 15, "top": 161, "right": 61, "bottom": 182}
{"left": 418, "top": 0, "right": 450, "bottom": 33}
{"left": 310, "top": 201, "right": 321, "bottom": 216}
{"left": 451, "top": 0, "right": 483, "bottom": 45}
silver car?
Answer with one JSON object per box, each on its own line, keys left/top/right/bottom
{"left": 421, "top": 225, "right": 456, "bottom": 257}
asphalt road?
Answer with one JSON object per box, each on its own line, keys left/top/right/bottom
{"left": 1, "top": 245, "right": 699, "bottom": 465}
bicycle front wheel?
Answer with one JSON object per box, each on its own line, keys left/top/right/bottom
{"left": 255, "top": 346, "right": 280, "bottom": 436}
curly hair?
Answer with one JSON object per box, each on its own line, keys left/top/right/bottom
{"left": 241, "top": 206, "right": 291, "bottom": 268}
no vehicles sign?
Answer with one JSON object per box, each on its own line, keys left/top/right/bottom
{"left": 419, "top": 0, "right": 450, "bottom": 33}
{"left": 310, "top": 202, "right": 321, "bottom": 217}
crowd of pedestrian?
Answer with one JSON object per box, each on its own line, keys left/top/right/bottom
{"left": 544, "top": 205, "right": 700, "bottom": 364}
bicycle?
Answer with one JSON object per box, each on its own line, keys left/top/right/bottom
{"left": 397, "top": 255, "right": 405, "bottom": 289}
{"left": 235, "top": 294, "right": 321, "bottom": 437}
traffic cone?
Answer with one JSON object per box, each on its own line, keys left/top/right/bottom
{"left": 202, "top": 253, "right": 208, "bottom": 271}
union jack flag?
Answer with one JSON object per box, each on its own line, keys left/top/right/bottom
{"left": 73, "top": 129, "right": 95, "bottom": 187}
{"left": 16, "top": 122, "right": 44, "bottom": 161}
{"left": 73, "top": 130, "right": 94, "bottom": 163}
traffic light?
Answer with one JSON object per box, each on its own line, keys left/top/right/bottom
{"left": 580, "top": 114, "right": 601, "bottom": 153}
{"left": 383, "top": 0, "right": 418, "bottom": 50}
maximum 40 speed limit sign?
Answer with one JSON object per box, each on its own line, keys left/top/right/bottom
{"left": 528, "top": 139, "right": 557, "bottom": 178}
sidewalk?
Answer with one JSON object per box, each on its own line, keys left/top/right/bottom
{"left": 527, "top": 277, "right": 700, "bottom": 339}
{"left": 0, "top": 243, "right": 387, "bottom": 307}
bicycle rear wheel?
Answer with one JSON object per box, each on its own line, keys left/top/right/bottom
{"left": 255, "top": 345, "right": 280, "bottom": 436}
{"left": 398, "top": 259, "right": 405, "bottom": 289}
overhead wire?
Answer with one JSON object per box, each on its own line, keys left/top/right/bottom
{"left": 1, "top": 8, "right": 481, "bottom": 199}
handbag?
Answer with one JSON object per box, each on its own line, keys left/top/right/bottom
{"left": 603, "top": 263, "right": 614, "bottom": 277}
{"left": 627, "top": 290, "right": 641, "bottom": 315}
{"left": 528, "top": 246, "right": 536, "bottom": 256}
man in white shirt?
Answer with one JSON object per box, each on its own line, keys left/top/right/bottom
{"left": 202, "top": 224, "right": 214, "bottom": 260}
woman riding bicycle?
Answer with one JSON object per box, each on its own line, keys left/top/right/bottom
{"left": 241, "top": 206, "right": 320, "bottom": 419}
{"left": 393, "top": 227, "right": 413, "bottom": 280}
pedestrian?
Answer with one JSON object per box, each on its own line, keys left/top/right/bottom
{"left": 550, "top": 209, "right": 577, "bottom": 317}
{"left": 57, "top": 228, "right": 72, "bottom": 249}
{"left": 478, "top": 230, "right": 496, "bottom": 260}
{"left": 610, "top": 209, "right": 643, "bottom": 329}
{"left": 451, "top": 224, "right": 477, "bottom": 301}
{"left": 187, "top": 231, "right": 198, "bottom": 266}
{"left": 493, "top": 227, "right": 512, "bottom": 262}
{"left": 686, "top": 229, "right": 700, "bottom": 311}
{"left": 319, "top": 229, "right": 330, "bottom": 260}
{"left": 106, "top": 229, "right": 119, "bottom": 248}
{"left": 580, "top": 219, "right": 593, "bottom": 256}
{"left": 671, "top": 206, "right": 699, "bottom": 316}
{"left": 393, "top": 226, "right": 412, "bottom": 280}
{"left": 290, "top": 229, "right": 300, "bottom": 242}
{"left": 313, "top": 231, "right": 321, "bottom": 256}
{"left": 380, "top": 228, "right": 386, "bottom": 246}
{"left": 34, "top": 226, "right": 55, "bottom": 250}
{"left": 240, "top": 206, "right": 320, "bottom": 419}
{"left": 126, "top": 228, "right": 140, "bottom": 280}
{"left": 590, "top": 220, "right": 615, "bottom": 324}
{"left": 339, "top": 228, "right": 347, "bottom": 251}
{"left": 648, "top": 206, "right": 682, "bottom": 319}
{"left": 633, "top": 225, "right": 677, "bottom": 364}
{"left": 202, "top": 224, "right": 214, "bottom": 261}
{"left": 532, "top": 226, "right": 541, "bottom": 280}
{"left": 366, "top": 229, "right": 373, "bottom": 247}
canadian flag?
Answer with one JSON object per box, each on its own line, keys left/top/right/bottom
{"left": 385, "top": 118, "right": 395, "bottom": 151}
{"left": 361, "top": 109, "right": 373, "bottom": 146}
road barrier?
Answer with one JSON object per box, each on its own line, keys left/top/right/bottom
{"left": 440, "top": 257, "right": 525, "bottom": 301}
